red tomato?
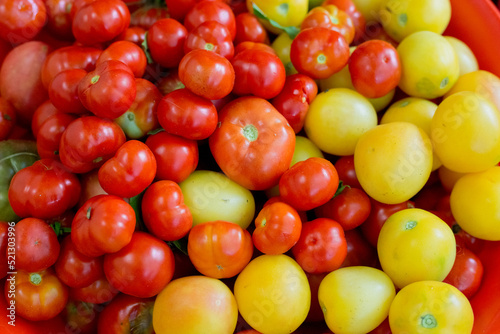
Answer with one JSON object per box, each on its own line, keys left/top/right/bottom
{"left": 322, "top": 0, "right": 366, "bottom": 43}
{"left": 290, "top": 27, "right": 350, "bottom": 80}
{"left": 301, "top": 5, "right": 355, "bottom": 45}
{"left": 97, "top": 293, "right": 155, "bottom": 334}
{"left": 71, "top": 194, "right": 136, "bottom": 257}
{"left": 72, "top": 0, "right": 130, "bottom": 45}
{"left": 155, "top": 68, "right": 185, "bottom": 95}
{"left": 279, "top": 157, "right": 339, "bottom": 212}
{"left": 8, "top": 158, "right": 81, "bottom": 219}
{"left": 271, "top": 73, "right": 318, "bottom": 133}
{"left": 233, "top": 41, "right": 276, "bottom": 56}
{"left": 334, "top": 155, "right": 362, "bottom": 188}
{"left": 129, "top": 4, "right": 170, "bottom": 30}
{"left": 178, "top": 49, "right": 235, "bottom": 100}
{"left": 54, "top": 235, "right": 104, "bottom": 289}
{"left": 98, "top": 140, "right": 157, "bottom": 198}
{"left": 96, "top": 40, "right": 147, "bottom": 78}
{"left": 116, "top": 25, "right": 147, "bottom": 46}
{"left": 142, "top": 180, "right": 193, "bottom": 241}
{"left": 187, "top": 220, "right": 253, "bottom": 279}
{"left": 234, "top": 12, "right": 270, "bottom": 45}
{"left": 78, "top": 59, "right": 137, "bottom": 119}
{"left": 314, "top": 186, "right": 371, "bottom": 230}
{"left": 70, "top": 275, "right": 119, "bottom": 305}
{"left": 31, "top": 100, "right": 59, "bottom": 138}
{"left": 348, "top": 39, "right": 401, "bottom": 98}
{"left": 13, "top": 217, "right": 60, "bottom": 272}
{"left": 157, "top": 88, "right": 218, "bottom": 140}
{"left": 36, "top": 110, "right": 78, "bottom": 161}
{"left": 339, "top": 228, "right": 379, "bottom": 268}
{"left": 59, "top": 116, "right": 126, "bottom": 174}
{"left": 231, "top": 48, "right": 286, "bottom": 99}
{"left": 48, "top": 69, "right": 89, "bottom": 115}
{"left": 209, "top": 96, "right": 296, "bottom": 190}
{"left": 145, "top": 131, "right": 199, "bottom": 183}
{"left": 0, "top": 0, "right": 47, "bottom": 45}
{"left": 5, "top": 269, "right": 69, "bottom": 321}
{"left": 103, "top": 232, "right": 175, "bottom": 298}
{"left": 443, "top": 244, "right": 483, "bottom": 299}
{"left": 44, "top": 0, "right": 74, "bottom": 40}
{"left": 147, "top": 18, "right": 188, "bottom": 69}
{"left": 77, "top": 169, "right": 108, "bottom": 208}
{"left": 0, "top": 97, "right": 16, "bottom": 140}
{"left": 184, "top": 20, "right": 235, "bottom": 60}
{"left": 292, "top": 218, "right": 347, "bottom": 274}
{"left": 184, "top": 0, "right": 237, "bottom": 40}
{"left": 252, "top": 201, "right": 302, "bottom": 255}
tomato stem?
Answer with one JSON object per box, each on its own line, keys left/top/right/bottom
{"left": 405, "top": 221, "right": 417, "bottom": 230}
{"left": 29, "top": 273, "right": 42, "bottom": 285}
{"left": 420, "top": 314, "right": 437, "bottom": 328}
{"left": 90, "top": 75, "right": 100, "bottom": 84}
{"left": 242, "top": 124, "right": 258, "bottom": 142}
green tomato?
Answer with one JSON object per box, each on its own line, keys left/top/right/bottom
{"left": 179, "top": 170, "right": 255, "bottom": 229}
{"left": 318, "top": 266, "right": 396, "bottom": 334}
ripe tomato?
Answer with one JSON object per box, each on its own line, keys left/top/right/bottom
{"left": 8, "top": 158, "right": 81, "bottom": 219}
{"left": 184, "top": 0, "right": 236, "bottom": 40}
{"left": 104, "top": 232, "right": 175, "bottom": 298}
{"left": 0, "top": 0, "right": 47, "bottom": 45}
{"left": 146, "top": 18, "right": 188, "bottom": 69}
{"left": 209, "top": 96, "right": 295, "bottom": 191}
{"left": 71, "top": 194, "right": 136, "bottom": 257}
{"left": 184, "top": 20, "right": 234, "bottom": 60}
{"left": 142, "top": 180, "right": 193, "bottom": 242}
{"left": 322, "top": 0, "right": 366, "bottom": 43}
{"left": 292, "top": 218, "right": 347, "bottom": 274}
{"left": 0, "top": 98, "right": 16, "bottom": 140}
{"left": 96, "top": 40, "right": 147, "bottom": 78}
{"left": 300, "top": 5, "right": 355, "bottom": 44}
{"left": 187, "top": 220, "right": 253, "bottom": 278}
{"left": 334, "top": 155, "right": 361, "bottom": 188}
{"left": 443, "top": 244, "right": 483, "bottom": 299}
{"left": 252, "top": 201, "right": 302, "bottom": 255}
{"left": 44, "top": 0, "right": 74, "bottom": 40}
{"left": 247, "top": 0, "right": 308, "bottom": 35}
{"left": 13, "top": 217, "right": 60, "bottom": 273}
{"left": 70, "top": 275, "right": 119, "bottom": 305}
{"left": 234, "top": 12, "right": 269, "bottom": 45}
{"left": 48, "top": 69, "right": 88, "bottom": 115}
{"left": 35, "top": 109, "right": 77, "bottom": 161}
{"left": 130, "top": 4, "right": 170, "bottom": 30}
{"left": 444, "top": 36, "right": 479, "bottom": 76}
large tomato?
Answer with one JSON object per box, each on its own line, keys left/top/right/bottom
{"left": 209, "top": 96, "right": 296, "bottom": 190}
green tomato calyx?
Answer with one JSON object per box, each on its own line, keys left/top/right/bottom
{"left": 242, "top": 124, "right": 258, "bottom": 142}
{"left": 405, "top": 220, "right": 417, "bottom": 230}
{"left": 421, "top": 314, "right": 437, "bottom": 328}
{"left": 90, "top": 75, "right": 100, "bottom": 84}
{"left": 30, "top": 273, "right": 42, "bottom": 285}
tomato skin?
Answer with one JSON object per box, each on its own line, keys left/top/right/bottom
{"left": 142, "top": 180, "right": 193, "bottom": 242}
{"left": 54, "top": 235, "right": 104, "bottom": 289}
{"left": 231, "top": 48, "right": 286, "bottom": 100}
{"left": 97, "top": 293, "right": 155, "bottom": 334}
{"left": 96, "top": 40, "right": 147, "bottom": 78}
{"left": 130, "top": 4, "right": 170, "bottom": 30}
{"left": 145, "top": 131, "right": 199, "bottom": 183}
{"left": 0, "top": 0, "right": 47, "bottom": 45}
{"left": 8, "top": 158, "right": 81, "bottom": 219}
{"left": 209, "top": 96, "right": 296, "bottom": 191}
{"left": 70, "top": 275, "right": 119, "bottom": 305}
{"left": 334, "top": 155, "right": 361, "bottom": 188}
{"left": 36, "top": 110, "right": 78, "bottom": 161}
{"left": 5, "top": 269, "right": 69, "bottom": 322}
{"left": 234, "top": 12, "right": 269, "bottom": 45}
{"left": 104, "top": 232, "right": 175, "bottom": 298}
{"left": 184, "top": 0, "right": 237, "bottom": 40}
{"left": 44, "top": 0, "right": 74, "bottom": 40}
{"left": 0, "top": 98, "right": 17, "bottom": 140}
{"left": 292, "top": 218, "right": 347, "bottom": 274}
{"left": 72, "top": 0, "right": 130, "bottom": 45}
{"left": 157, "top": 88, "right": 218, "bottom": 140}
{"left": 13, "top": 217, "right": 60, "bottom": 273}
{"left": 48, "top": 69, "right": 88, "bottom": 115}
{"left": 234, "top": 41, "right": 276, "bottom": 56}
{"left": 443, "top": 244, "right": 483, "bottom": 299}
{"left": 279, "top": 157, "right": 339, "bottom": 212}
{"left": 340, "top": 228, "right": 379, "bottom": 268}
{"left": 71, "top": 194, "right": 136, "bottom": 258}
{"left": 59, "top": 116, "right": 126, "bottom": 174}
{"left": 147, "top": 18, "right": 188, "bottom": 69}
{"left": 323, "top": 0, "right": 366, "bottom": 43}
{"left": 178, "top": 49, "right": 235, "bottom": 100}
{"left": 301, "top": 5, "right": 355, "bottom": 45}
{"left": 184, "top": 20, "right": 234, "bottom": 60}
{"left": 290, "top": 27, "right": 350, "bottom": 80}
{"left": 188, "top": 220, "right": 253, "bottom": 279}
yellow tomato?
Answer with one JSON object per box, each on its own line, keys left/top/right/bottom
{"left": 247, "top": 0, "right": 309, "bottom": 35}
{"left": 234, "top": 254, "right": 310, "bottom": 334}
{"left": 318, "top": 266, "right": 396, "bottom": 334}
{"left": 152, "top": 276, "right": 238, "bottom": 334}
{"left": 444, "top": 36, "right": 479, "bottom": 76}
{"left": 304, "top": 88, "right": 378, "bottom": 156}
{"left": 271, "top": 32, "right": 297, "bottom": 75}
{"left": 430, "top": 91, "right": 500, "bottom": 173}
{"left": 397, "top": 31, "right": 459, "bottom": 99}
{"left": 389, "top": 281, "right": 474, "bottom": 334}
{"left": 450, "top": 166, "right": 500, "bottom": 240}
{"left": 378, "top": 0, "right": 451, "bottom": 42}
{"left": 179, "top": 170, "right": 255, "bottom": 229}
{"left": 443, "top": 70, "right": 500, "bottom": 112}
{"left": 377, "top": 208, "right": 456, "bottom": 289}
{"left": 352, "top": 0, "right": 383, "bottom": 23}
{"left": 354, "top": 122, "right": 433, "bottom": 204}
{"left": 380, "top": 97, "right": 441, "bottom": 170}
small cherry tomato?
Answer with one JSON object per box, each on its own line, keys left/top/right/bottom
{"left": 48, "top": 69, "right": 89, "bottom": 115}
{"left": 0, "top": 0, "right": 47, "bottom": 45}
{"left": 301, "top": 5, "right": 355, "bottom": 45}
{"left": 70, "top": 275, "right": 119, "bottom": 305}
{"left": 96, "top": 40, "right": 147, "bottom": 78}
{"left": 184, "top": 20, "right": 234, "bottom": 60}
{"left": 234, "top": 12, "right": 269, "bottom": 45}
{"left": 146, "top": 18, "right": 188, "bottom": 69}
{"left": 443, "top": 244, "right": 484, "bottom": 299}
{"left": 334, "top": 155, "right": 361, "bottom": 188}
{"left": 184, "top": 0, "right": 236, "bottom": 40}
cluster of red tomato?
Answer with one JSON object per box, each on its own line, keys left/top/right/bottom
{"left": 1, "top": 0, "right": 500, "bottom": 333}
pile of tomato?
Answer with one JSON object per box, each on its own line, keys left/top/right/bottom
{"left": 1, "top": 0, "right": 500, "bottom": 333}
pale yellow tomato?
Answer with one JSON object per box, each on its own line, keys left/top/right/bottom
{"left": 450, "top": 166, "right": 500, "bottom": 240}
{"left": 234, "top": 254, "right": 310, "bottom": 334}
{"left": 318, "top": 266, "right": 396, "bottom": 334}
{"left": 378, "top": 0, "right": 451, "bottom": 42}
{"left": 444, "top": 70, "right": 500, "bottom": 112}
{"left": 389, "top": 281, "right": 474, "bottom": 334}
{"left": 438, "top": 165, "right": 466, "bottom": 193}
{"left": 304, "top": 88, "right": 378, "bottom": 156}
{"left": 397, "top": 31, "right": 459, "bottom": 99}
{"left": 271, "top": 32, "right": 297, "bottom": 75}
{"left": 152, "top": 276, "right": 238, "bottom": 334}
{"left": 352, "top": 0, "right": 383, "bottom": 23}
{"left": 430, "top": 91, "right": 500, "bottom": 173}
{"left": 380, "top": 97, "right": 441, "bottom": 170}
{"left": 377, "top": 208, "right": 456, "bottom": 289}
{"left": 444, "top": 36, "right": 479, "bottom": 76}
{"left": 354, "top": 122, "right": 433, "bottom": 204}
{"left": 179, "top": 170, "right": 255, "bottom": 229}
{"left": 247, "top": 0, "right": 309, "bottom": 35}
